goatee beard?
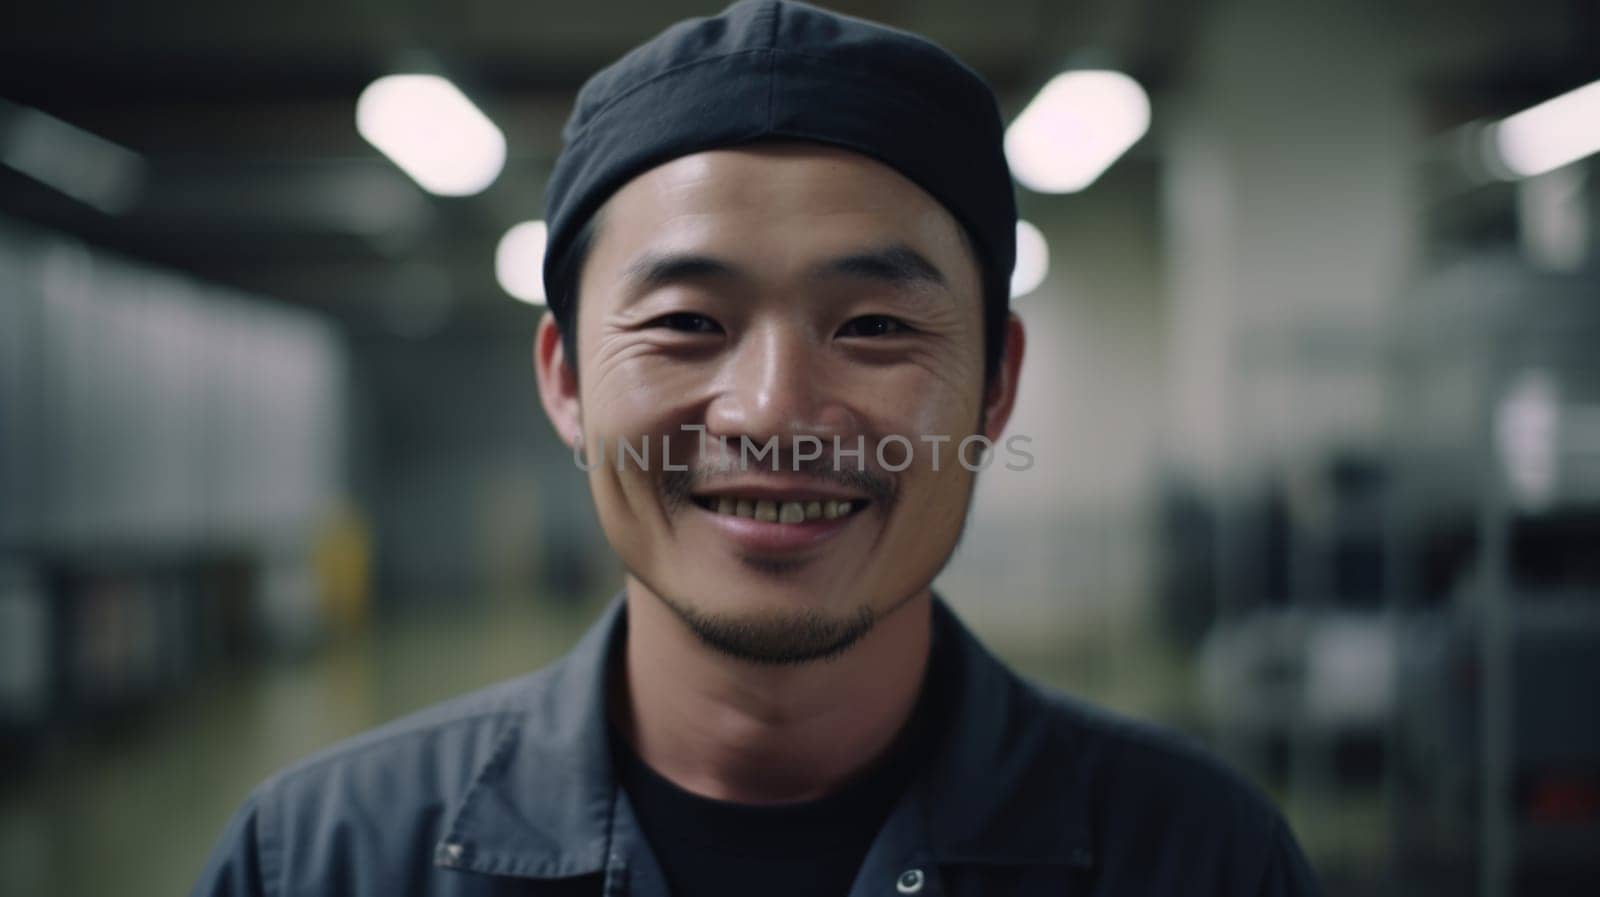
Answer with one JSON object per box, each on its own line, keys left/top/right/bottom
{"left": 659, "top": 594, "right": 879, "bottom": 665}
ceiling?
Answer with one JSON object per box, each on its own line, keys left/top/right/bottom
{"left": 1, "top": 0, "right": 1592, "bottom": 339}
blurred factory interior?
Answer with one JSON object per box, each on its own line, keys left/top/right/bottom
{"left": 2, "top": 0, "right": 1598, "bottom": 894}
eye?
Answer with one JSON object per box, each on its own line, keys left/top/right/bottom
{"left": 649, "top": 312, "right": 723, "bottom": 334}
{"left": 837, "top": 314, "right": 911, "bottom": 338}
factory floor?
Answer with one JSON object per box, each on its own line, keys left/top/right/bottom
{"left": 0, "top": 596, "right": 601, "bottom": 897}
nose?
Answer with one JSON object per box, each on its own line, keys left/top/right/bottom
{"left": 704, "top": 321, "right": 854, "bottom": 451}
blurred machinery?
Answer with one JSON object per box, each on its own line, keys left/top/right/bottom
{"left": 1386, "top": 250, "right": 1600, "bottom": 896}
{"left": 1170, "top": 151, "right": 1600, "bottom": 894}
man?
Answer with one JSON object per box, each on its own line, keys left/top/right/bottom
{"left": 194, "top": 1, "right": 1323, "bottom": 895}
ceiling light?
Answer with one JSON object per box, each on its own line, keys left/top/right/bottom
{"left": 1005, "top": 70, "right": 1150, "bottom": 194}
{"left": 1491, "top": 78, "right": 1600, "bottom": 179}
{"left": 496, "top": 221, "right": 548, "bottom": 305}
{"left": 1011, "top": 220, "right": 1049, "bottom": 298}
{"left": 356, "top": 74, "right": 505, "bottom": 197}
{"left": 0, "top": 99, "right": 145, "bottom": 213}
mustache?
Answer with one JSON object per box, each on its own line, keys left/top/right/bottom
{"left": 661, "top": 455, "right": 899, "bottom": 512}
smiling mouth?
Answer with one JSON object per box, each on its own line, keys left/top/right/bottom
{"left": 690, "top": 496, "right": 870, "bottom": 523}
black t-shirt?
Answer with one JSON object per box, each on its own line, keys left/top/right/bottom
{"left": 610, "top": 638, "right": 950, "bottom": 897}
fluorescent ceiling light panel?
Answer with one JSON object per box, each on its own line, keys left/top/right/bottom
{"left": 1492, "top": 78, "right": 1600, "bottom": 179}
{"left": 496, "top": 220, "right": 548, "bottom": 305}
{"left": 356, "top": 74, "right": 506, "bottom": 197}
{"left": 1006, "top": 70, "right": 1150, "bottom": 194}
{"left": 1010, "top": 220, "right": 1050, "bottom": 298}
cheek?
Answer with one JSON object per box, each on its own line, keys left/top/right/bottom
{"left": 577, "top": 357, "right": 711, "bottom": 550}
{"left": 852, "top": 363, "right": 985, "bottom": 453}
{"left": 582, "top": 352, "right": 709, "bottom": 440}
{"left": 857, "top": 370, "right": 983, "bottom": 532}
{"left": 850, "top": 335, "right": 987, "bottom": 437}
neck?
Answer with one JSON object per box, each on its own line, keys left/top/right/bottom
{"left": 609, "top": 578, "right": 933, "bottom": 805}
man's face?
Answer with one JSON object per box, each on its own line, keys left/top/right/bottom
{"left": 536, "top": 141, "right": 1021, "bottom": 663}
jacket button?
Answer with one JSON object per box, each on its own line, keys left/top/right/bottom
{"left": 438, "top": 842, "right": 465, "bottom": 865}
{"left": 896, "top": 868, "right": 925, "bottom": 894}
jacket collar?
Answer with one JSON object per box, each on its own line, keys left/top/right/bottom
{"left": 436, "top": 591, "right": 1095, "bottom": 878}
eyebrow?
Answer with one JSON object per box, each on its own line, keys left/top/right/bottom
{"left": 820, "top": 244, "right": 948, "bottom": 292}
{"left": 620, "top": 242, "right": 950, "bottom": 301}
{"left": 622, "top": 253, "right": 738, "bottom": 294}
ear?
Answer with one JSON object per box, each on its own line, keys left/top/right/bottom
{"left": 979, "top": 312, "right": 1026, "bottom": 442}
{"left": 534, "top": 312, "right": 582, "bottom": 450}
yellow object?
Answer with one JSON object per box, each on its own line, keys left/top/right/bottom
{"left": 313, "top": 498, "right": 373, "bottom": 633}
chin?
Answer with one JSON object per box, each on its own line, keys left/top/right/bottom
{"left": 635, "top": 574, "right": 878, "bottom": 664}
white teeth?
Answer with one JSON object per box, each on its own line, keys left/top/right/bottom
{"left": 700, "top": 496, "right": 862, "bottom": 522}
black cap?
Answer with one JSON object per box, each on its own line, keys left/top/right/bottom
{"left": 541, "top": 0, "right": 1017, "bottom": 324}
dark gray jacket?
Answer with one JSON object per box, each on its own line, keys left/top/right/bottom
{"left": 192, "top": 594, "right": 1323, "bottom": 896}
